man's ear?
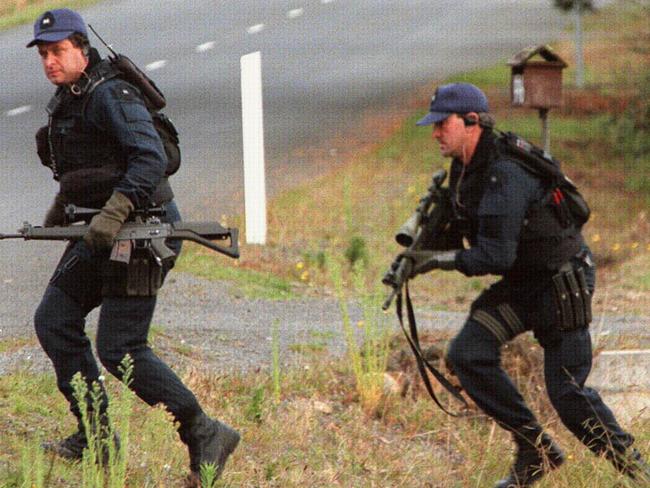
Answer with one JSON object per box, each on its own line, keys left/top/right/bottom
{"left": 462, "top": 113, "right": 479, "bottom": 126}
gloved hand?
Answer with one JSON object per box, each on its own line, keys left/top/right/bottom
{"left": 43, "top": 193, "right": 68, "bottom": 227}
{"left": 401, "top": 249, "right": 459, "bottom": 278}
{"left": 83, "top": 191, "right": 134, "bottom": 251}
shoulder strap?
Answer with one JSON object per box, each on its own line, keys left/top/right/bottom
{"left": 396, "top": 282, "right": 469, "bottom": 416}
{"left": 80, "top": 59, "right": 122, "bottom": 114}
{"left": 494, "top": 130, "right": 564, "bottom": 183}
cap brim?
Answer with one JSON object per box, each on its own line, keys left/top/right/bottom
{"left": 26, "top": 30, "right": 75, "bottom": 47}
{"left": 416, "top": 111, "right": 451, "bottom": 126}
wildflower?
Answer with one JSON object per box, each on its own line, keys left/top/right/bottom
{"left": 300, "top": 271, "right": 309, "bottom": 281}
{"left": 591, "top": 234, "right": 601, "bottom": 243}
{"left": 356, "top": 320, "right": 365, "bottom": 329}
{"left": 296, "top": 261, "right": 305, "bottom": 270}
{"left": 612, "top": 243, "right": 621, "bottom": 252}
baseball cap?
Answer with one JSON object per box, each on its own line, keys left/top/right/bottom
{"left": 416, "top": 83, "right": 489, "bottom": 126}
{"left": 26, "top": 9, "right": 87, "bottom": 48}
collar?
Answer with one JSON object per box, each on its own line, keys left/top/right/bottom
{"left": 454, "top": 128, "right": 496, "bottom": 177}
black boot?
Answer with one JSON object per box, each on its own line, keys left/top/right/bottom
{"left": 42, "top": 430, "right": 87, "bottom": 461}
{"left": 494, "top": 425, "right": 565, "bottom": 488}
{"left": 609, "top": 448, "right": 650, "bottom": 485}
{"left": 179, "top": 413, "right": 240, "bottom": 486}
{"left": 42, "top": 424, "right": 120, "bottom": 464}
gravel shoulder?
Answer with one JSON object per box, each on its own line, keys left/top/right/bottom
{"left": 1, "top": 270, "right": 648, "bottom": 381}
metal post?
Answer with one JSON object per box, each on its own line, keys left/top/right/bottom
{"left": 575, "top": 1, "right": 584, "bottom": 88}
{"left": 539, "top": 108, "right": 550, "bottom": 155}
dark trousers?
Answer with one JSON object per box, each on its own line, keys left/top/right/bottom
{"left": 34, "top": 202, "right": 202, "bottom": 429}
{"left": 447, "top": 320, "right": 634, "bottom": 456}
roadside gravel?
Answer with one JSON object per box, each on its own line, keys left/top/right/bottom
{"left": 1, "top": 270, "right": 648, "bottom": 380}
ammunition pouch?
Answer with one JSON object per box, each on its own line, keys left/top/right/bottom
{"left": 552, "top": 264, "right": 592, "bottom": 331}
{"left": 102, "top": 246, "right": 163, "bottom": 297}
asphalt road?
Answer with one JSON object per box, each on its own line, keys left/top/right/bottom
{"left": 0, "top": 0, "right": 571, "bottom": 335}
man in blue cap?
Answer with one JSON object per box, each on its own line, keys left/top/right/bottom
{"left": 402, "top": 83, "right": 649, "bottom": 487}
{"left": 27, "top": 9, "right": 239, "bottom": 485}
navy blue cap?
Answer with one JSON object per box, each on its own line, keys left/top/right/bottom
{"left": 416, "top": 83, "right": 489, "bottom": 126}
{"left": 26, "top": 9, "right": 87, "bottom": 48}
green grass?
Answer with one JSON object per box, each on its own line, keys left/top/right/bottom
{"left": 175, "top": 245, "right": 297, "bottom": 300}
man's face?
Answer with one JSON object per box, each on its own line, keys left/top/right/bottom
{"left": 431, "top": 114, "right": 469, "bottom": 159}
{"left": 37, "top": 39, "right": 87, "bottom": 86}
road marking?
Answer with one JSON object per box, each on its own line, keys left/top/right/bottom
{"left": 196, "top": 41, "right": 216, "bottom": 53}
{"left": 287, "top": 8, "right": 304, "bottom": 19}
{"left": 6, "top": 105, "right": 32, "bottom": 117}
{"left": 321, "top": 0, "right": 334, "bottom": 3}
{"left": 600, "top": 349, "right": 650, "bottom": 356}
{"left": 145, "top": 60, "right": 168, "bottom": 71}
{"left": 247, "top": 23, "right": 265, "bottom": 34}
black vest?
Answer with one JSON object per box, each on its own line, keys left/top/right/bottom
{"left": 451, "top": 131, "right": 583, "bottom": 272}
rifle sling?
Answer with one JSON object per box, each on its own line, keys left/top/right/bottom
{"left": 396, "top": 281, "right": 468, "bottom": 416}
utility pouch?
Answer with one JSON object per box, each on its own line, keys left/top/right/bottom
{"left": 552, "top": 266, "right": 592, "bottom": 331}
{"left": 102, "top": 246, "right": 162, "bottom": 297}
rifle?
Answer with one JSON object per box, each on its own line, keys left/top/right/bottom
{"left": 0, "top": 205, "right": 239, "bottom": 261}
{"left": 381, "top": 169, "right": 468, "bottom": 416}
{"left": 382, "top": 169, "right": 450, "bottom": 310}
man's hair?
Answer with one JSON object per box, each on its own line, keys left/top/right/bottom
{"left": 68, "top": 32, "right": 90, "bottom": 56}
{"left": 478, "top": 112, "right": 495, "bottom": 129}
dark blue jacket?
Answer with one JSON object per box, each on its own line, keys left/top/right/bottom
{"left": 45, "top": 49, "right": 170, "bottom": 209}
{"left": 451, "top": 130, "right": 584, "bottom": 277}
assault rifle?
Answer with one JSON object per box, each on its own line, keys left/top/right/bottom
{"left": 0, "top": 206, "right": 239, "bottom": 261}
{"left": 382, "top": 169, "right": 450, "bottom": 310}
{"left": 381, "top": 169, "right": 468, "bottom": 416}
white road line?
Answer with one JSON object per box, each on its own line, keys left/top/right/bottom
{"left": 247, "top": 23, "right": 265, "bottom": 35}
{"left": 287, "top": 8, "right": 304, "bottom": 19}
{"left": 195, "top": 41, "right": 216, "bottom": 53}
{"left": 145, "top": 60, "right": 168, "bottom": 71}
{"left": 600, "top": 350, "right": 650, "bottom": 356}
{"left": 6, "top": 105, "right": 32, "bottom": 117}
{"left": 321, "top": 0, "right": 334, "bottom": 3}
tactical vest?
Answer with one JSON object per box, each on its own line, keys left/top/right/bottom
{"left": 453, "top": 132, "right": 583, "bottom": 272}
{"left": 37, "top": 55, "right": 174, "bottom": 209}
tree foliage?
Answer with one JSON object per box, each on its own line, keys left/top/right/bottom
{"left": 553, "top": 0, "right": 595, "bottom": 12}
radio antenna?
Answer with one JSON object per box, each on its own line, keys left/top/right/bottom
{"left": 87, "top": 24, "right": 118, "bottom": 58}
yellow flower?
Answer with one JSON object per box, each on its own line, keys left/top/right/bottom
{"left": 631, "top": 242, "right": 639, "bottom": 250}
{"left": 612, "top": 243, "right": 621, "bottom": 252}
{"left": 296, "top": 261, "right": 305, "bottom": 270}
{"left": 300, "top": 270, "right": 309, "bottom": 281}
{"left": 356, "top": 320, "right": 365, "bottom": 329}
{"left": 407, "top": 186, "right": 416, "bottom": 195}
{"left": 591, "top": 234, "right": 601, "bottom": 243}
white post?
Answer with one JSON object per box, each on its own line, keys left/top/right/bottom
{"left": 240, "top": 51, "right": 267, "bottom": 245}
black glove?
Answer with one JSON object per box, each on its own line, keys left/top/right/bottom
{"left": 43, "top": 193, "right": 68, "bottom": 227}
{"left": 83, "top": 191, "right": 134, "bottom": 251}
{"left": 401, "top": 250, "right": 459, "bottom": 278}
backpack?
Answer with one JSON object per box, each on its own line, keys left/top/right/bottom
{"left": 495, "top": 131, "right": 591, "bottom": 228}
{"left": 81, "top": 54, "right": 181, "bottom": 177}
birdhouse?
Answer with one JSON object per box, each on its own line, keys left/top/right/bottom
{"left": 508, "top": 45, "right": 568, "bottom": 109}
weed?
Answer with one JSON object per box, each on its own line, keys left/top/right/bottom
{"left": 331, "top": 258, "right": 391, "bottom": 415}
{"left": 246, "top": 385, "right": 265, "bottom": 423}
{"left": 344, "top": 235, "right": 368, "bottom": 267}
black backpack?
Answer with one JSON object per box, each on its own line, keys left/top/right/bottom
{"left": 93, "top": 54, "right": 181, "bottom": 177}
{"left": 495, "top": 131, "right": 591, "bottom": 228}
